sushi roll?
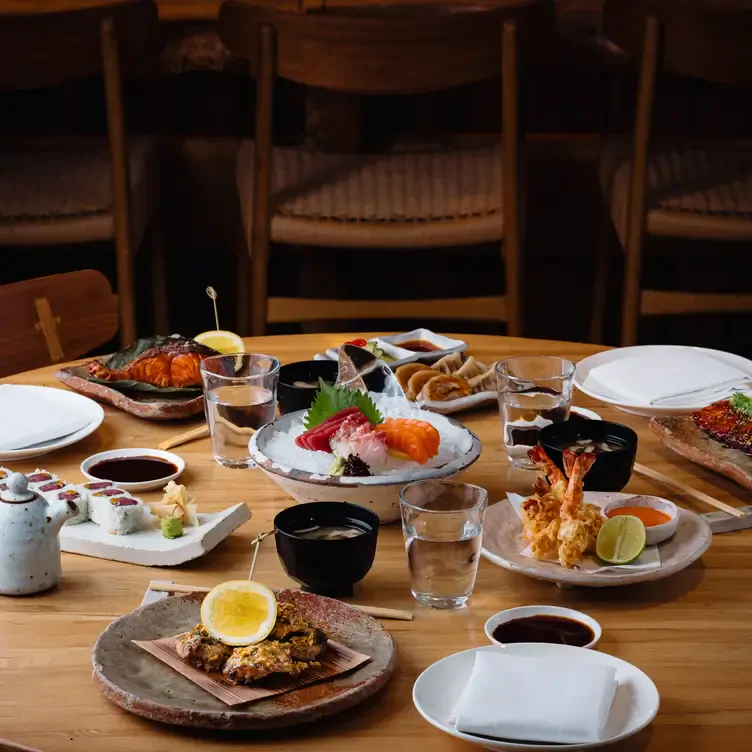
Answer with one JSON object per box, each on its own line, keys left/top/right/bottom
{"left": 89, "top": 489, "right": 143, "bottom": 535}
{"left": 0, "top": 467, "right": 10, "bottom": 492}
{"left": 41, "top": 484, "right": 88, "bottom": 525}
{"left": 82, "top": 480, "right": 113, "bottom": 492}
{"left": 26, "top": 469, "right": 57, "bottom": 488}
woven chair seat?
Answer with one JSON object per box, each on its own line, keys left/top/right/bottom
{"left": 237, "top": 142, "right": 504, "bottom": 248}
{"left": 601, "top": 138, "right": 752, "bottom": 243}
{"left": 0, "top": 136, "right": 156, "bottom": 247}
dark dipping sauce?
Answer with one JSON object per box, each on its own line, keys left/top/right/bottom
{"left": 492, "top": 615, "right": 594, "bottom": 647}
{"left": 398, "top": 339, "right": 441, "bottom": 352}
{"left": 88, "top": 456, "right": 177, "bottom": 483}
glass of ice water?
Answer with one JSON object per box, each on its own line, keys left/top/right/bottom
{"left": 200, "top": 353, "right": 280, "bottom": 469}
{"left": 399, "top": 480, "right": 488, "bottom": 609}
{"left": 496, "top": 355, "right": 575, "bottom": 470}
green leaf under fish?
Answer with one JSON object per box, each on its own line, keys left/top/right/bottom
{"left": 304, "top": 378, "right": 383, "bottom": 430}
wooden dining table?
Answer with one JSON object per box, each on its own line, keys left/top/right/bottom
{"left": 1, "top": 333, "right": 751, "bottom": 752}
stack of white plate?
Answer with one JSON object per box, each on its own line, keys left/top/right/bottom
{"left": 575, "top": 345, "right": 752, "bottom": 418}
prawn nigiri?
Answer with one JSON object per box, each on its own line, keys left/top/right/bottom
{"left": 376, "top": 418, "right": 440, "bottom": 464}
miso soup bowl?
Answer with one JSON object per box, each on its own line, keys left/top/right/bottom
{"left": 277, "top": 360, "right": 339, "bottom": 416}
{"left": 539, "top": 419, "right": 638, "bottom": 492}
{"left": 274, "top": 501, "right": 379, "bottom": 596}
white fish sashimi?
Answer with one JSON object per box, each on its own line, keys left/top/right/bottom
{"left": 330, "top": 418, "right": 388, "bottom": 468}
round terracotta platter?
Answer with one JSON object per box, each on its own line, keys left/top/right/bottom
{"left": 92, "top": 589, "right": 397, "bottom": 730}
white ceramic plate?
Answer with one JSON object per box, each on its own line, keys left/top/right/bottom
{"left": 575, "top": 345, "right": 752, "bottom": 417}
{"left": 481, "top": 491, "right": 712, "bottom": 588}
{"left": 80, "top": 448, "right": 185, "bottom": 492}
{"left": 324, "top": 338, "right": 419, "bottom": 369}
{"left": 61, "top": 504, "right": 251, "bottom": 567}
{"left": 0, "top": 385, "right": 104, "bottom": 461}
{"left": 413, "top": 644, "right": 660, "bottom": 751}
{"left": 380, "top": 329, "right": 468, "bottom": 363}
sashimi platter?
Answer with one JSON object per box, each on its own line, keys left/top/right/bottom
{"left": 250, "top": 345, "right": 483, "bottom": 522}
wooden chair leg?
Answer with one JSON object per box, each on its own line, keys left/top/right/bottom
{"left": 249, "top": 24, "right": 276, "bottom": 338}
{"left": 621, "top": 15, "right": 660, "bottom": 347}
{"left": 502, "top": 19, "right": 523, "bottom": 337}
{"left": 589, "top": 204, "right": 613, "bottom": 344}
{"left": 146, "top": 221, "right": 169, "bottom": 333}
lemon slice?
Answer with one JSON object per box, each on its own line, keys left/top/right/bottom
{"left": 195, "top": 330, "right": 245, "bottom": 355}
{"left": 200, "top": 580, "right": 277, "bottom": 646}
{"left": 596, "top": 516, "right": 647, "bottom": 565}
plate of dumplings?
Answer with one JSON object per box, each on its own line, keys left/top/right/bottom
{"left": 395, "top": 353, "right": 499, "bottom": 414}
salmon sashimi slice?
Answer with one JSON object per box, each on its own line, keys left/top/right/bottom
{"left": 376, "top": 418, "right": 440, "bottom": 464}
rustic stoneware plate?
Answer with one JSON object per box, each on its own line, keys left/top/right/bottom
{"left": 93, "top": 589, "right": 397, "bottom": 730}
{"left": 57, "top": 365, "right": 205, "bottom": 420}
{"left": 650, "top": 415, "right": 752, "bottom": 492}
{"left": 481, "top": 492, "right": 712, "bottom": 588}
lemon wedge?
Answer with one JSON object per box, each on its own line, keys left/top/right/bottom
{"left": 200, "top": 580, "right": 277, "bottom": 646}
{"left": 195, "top": 330, "right": 245, "bottom": 355}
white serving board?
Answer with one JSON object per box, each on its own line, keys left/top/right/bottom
{"left": 61, "top": 503, "right": 251, "bottom": 567}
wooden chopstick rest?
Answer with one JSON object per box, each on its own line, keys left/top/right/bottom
{"left": 147, "top": 581, "right": 414, "bottom": 621}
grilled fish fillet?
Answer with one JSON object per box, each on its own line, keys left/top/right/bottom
{"left": 223, "top": 641, "right": 312, "bottom": 685}
{"left": 269, "top": 602, "right": 327, "bottom": 662}
{"left": 694, "top": 399, "right": 752, "bottom": 453}
{"left": 87, "top": 338, "right": 217, "bottom": 388}
{"left": 176, "top": 625, "right": 233, "bottom": 671}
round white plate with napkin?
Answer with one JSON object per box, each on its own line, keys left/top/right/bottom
{"left": 0, "top": 385, "right": 104, "bottom": 461}
{"left": 575, "top": 345, "right": 752, "bottom": 417}
{"left": 413, "top": 644, "right": 660, "bottom": 751}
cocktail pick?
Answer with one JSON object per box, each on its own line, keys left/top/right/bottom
{"left": 248, "top": 529, "right": 276, "bottom": 580}
{"left": 206, "top": 286, "right": 220, "bottom": 330}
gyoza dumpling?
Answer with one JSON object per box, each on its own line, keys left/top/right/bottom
{"left": 433, "top": 352, "right": 463, "bottom": 374}
{"left": 407, "top": 369, "right": 441, "bottom": 400}
{"left": 396, "top": 363, "right": 433, "bottom": 394}
{"left": 455, "top": 357, "right": 487, "bottom": 381}
{"left": 468, "top": 367, "right": 499, "bottom": 394}
{"left": 419, "top": 374, "right": 472, "bottom": 402}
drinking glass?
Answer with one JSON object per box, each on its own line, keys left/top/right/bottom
{"left": 496, "top": 355, "right": 575, "bottom": 469}
{"left": 200, "top": 353, "right": 280, "bottom": 469}
{"left": 399, "top": 480, "right": 488, "bottom": 609}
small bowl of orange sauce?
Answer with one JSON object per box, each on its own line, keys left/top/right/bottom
{"left": 603, "top": 495, "right": 678, "bottom": 545}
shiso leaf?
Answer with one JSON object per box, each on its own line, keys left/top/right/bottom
{"left": 730, "top": 392, "right": 752, "bottom": 417}
{"left": 303, "top": 378, "right": 383, "bottom": 429}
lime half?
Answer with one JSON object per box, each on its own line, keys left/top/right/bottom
{"left": 596, "top": 515, "right": 647, "bottom": 565}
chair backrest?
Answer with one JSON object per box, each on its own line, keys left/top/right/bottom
{"left": 0, "top": 1, "right": 160, "bottom": 92}
{"left": 0, "top": 270, "right": 118, "bottom": 377}
{"left": 604, "top": 0, "right": 752, "bottom": 86}
{"left": 219, "top": 1, "right": 554, "bottom": 95}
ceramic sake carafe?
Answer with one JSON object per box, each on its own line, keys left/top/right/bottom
{"left": 0, "top": 473, "right": 77, "bottom": 595}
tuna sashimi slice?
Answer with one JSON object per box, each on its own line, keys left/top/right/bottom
{"left": 295, "top": 407, "right": 368, "bottom": 451}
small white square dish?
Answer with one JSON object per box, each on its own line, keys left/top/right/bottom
{"left": 380, "top": 329, "right": 468, "bottom": 363}
{"left": 324, "top": 338, "right": 419, "bottom": 368}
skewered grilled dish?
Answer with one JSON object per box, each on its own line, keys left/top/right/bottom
{"left": 87, "top": 337, "right": 217, "bottom": 388}
{"left": 694, "top": 393, "right": 752, "bottom": 453}
{"left": 176, "top": 625, "right": 233, "bottom": 671}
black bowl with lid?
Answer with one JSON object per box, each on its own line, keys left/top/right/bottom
{"left": 274, "top": 502, "right": 379, "bottom": 596}
{"left": 539, "top": 419, "right": 638, "bottom": 492}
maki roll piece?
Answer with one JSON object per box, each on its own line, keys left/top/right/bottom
{"left": 83, "top": 480, "right": 113, "bottom": 492}
{"left": 44, "top": 485, "right": 88, "bottom": 525}
{"left": 26, "top": 469, "right": 57, "bottom": 488}
{"left": 89, "top": 491, "right": 143, "bottom": 535}
{"left": 0, "top": 467, "right": 10, "bottom": 482}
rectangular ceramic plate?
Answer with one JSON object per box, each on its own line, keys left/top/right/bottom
{"left": 650, "top": 415, "right": 752, "bottom": 492}
{"left": 380, "top": 329, "right": 467, "bottom": 363}
{"left": 61, "top": 503, "right": 251, "bottom": 567}
{"left": 323, "top": 338, "right": 419, "bottom": 369}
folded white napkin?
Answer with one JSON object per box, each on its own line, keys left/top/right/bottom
{"left": 452, "top": 652, "right": 617, "bottom": 744}
{"left": 585, "top": 348, "right": 750, "bottom": 406}
{"left": 0, "top": 386, "right": 91, "bottom": 451}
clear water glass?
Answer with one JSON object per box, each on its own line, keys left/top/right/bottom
{"left": 399, "top": 480, "right": 488, "bottom": 609}
{"left": 496, "top": 355, "right": 575, "bottom": 469}
{"left": 200, "top": 353, "right": 280, "bottom": 469}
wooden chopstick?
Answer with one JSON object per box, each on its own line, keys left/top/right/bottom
{"left": 147, "top": 581, "right": 414, "bottom": 621}
{"left": 158, "top": 424, "right": 210, "bottom": 451}
{"left": 248, "top": 530, "right": 275, "bottom": 580}
{"left": 633, "top": 462, "right": 747, "bottom": 519}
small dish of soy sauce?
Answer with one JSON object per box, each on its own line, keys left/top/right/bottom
{"left": 80, "top": 448, "right": 185, "bottom": 492}
{"left": 485, "top": 605, "right": 601, "bottom": 650}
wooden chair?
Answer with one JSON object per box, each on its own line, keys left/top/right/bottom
{"left": 0, "top": 270, "right": 118, "bottom": 377}
{"left": 219, "top": 1, "right": 554, "bottom": 336}
{"left": 592, "top": 0, "right": 752, "bottom": 345}
{"left": 0, "top": 1, "right": 168, "bottom": 347}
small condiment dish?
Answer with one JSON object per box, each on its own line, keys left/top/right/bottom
{"left": 602, "top": 494, "right": 678, "bottom": 546}
{"left": 380, "top": 328, "right": 468, "bottom": 363}
{"left": 80, "top": 448, "right": 185, "bottom": 493}
{"left": 484, "top": 605, "right": 602, "bottom": 650}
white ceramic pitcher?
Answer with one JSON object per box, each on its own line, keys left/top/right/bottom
{"left": 0, "top": 473, "right": 77, "bottom": 595}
